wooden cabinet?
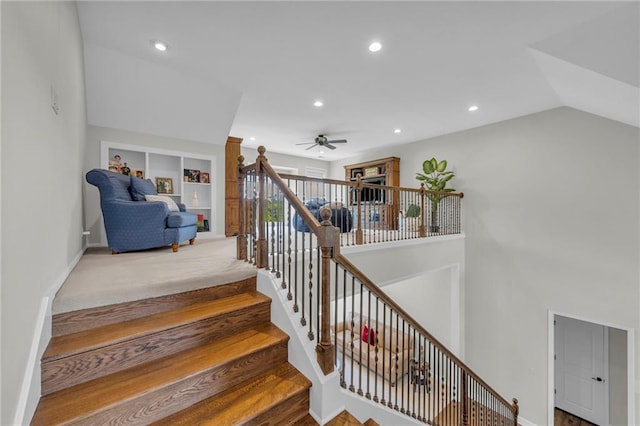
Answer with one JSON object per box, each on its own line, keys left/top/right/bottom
{"left": 344, "top": 156, "right": 400, "bottom": 186}
{"left": 225, "top": 136, "right": 243, "bottom": 236}
{"left": 344, "top": 157, "right": 400, "bottom": 230}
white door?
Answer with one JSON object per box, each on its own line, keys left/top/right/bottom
{"left": 555, "top": 315, "right": 608, "bottom": 425}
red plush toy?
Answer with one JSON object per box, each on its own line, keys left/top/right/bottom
{"left": 361, "top": 325, "right": 376, "bottom": 346}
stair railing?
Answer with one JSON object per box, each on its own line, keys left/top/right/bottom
{"left": 237, "top": 147, "right": 517, "bottom": 425}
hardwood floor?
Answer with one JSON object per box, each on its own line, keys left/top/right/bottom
{"left": 554, "top": 408, "right": 597, "bottom": 426}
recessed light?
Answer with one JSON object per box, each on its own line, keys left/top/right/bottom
{"left": 152, "top": 40, "right": 168, "bottom": 52}
{"left": 249, "top": 137, "right": 256, "bottom": 141}
{"left": 468, "top": 105, "right": 479, "bottom": 112}
{"left": 394, "top": 128, "right": 402, "bottom": 134}
{"left": 369, "top": 41, "right": 382, "bottom": 52}
{"left": 313, "top": 100, "right": 323, "bottom": 107}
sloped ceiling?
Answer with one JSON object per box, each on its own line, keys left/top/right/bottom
{"left": 78, "top": 1, "right": 639, "bottom": 160}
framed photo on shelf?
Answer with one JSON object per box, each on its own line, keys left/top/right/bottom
{"left": 155, "top": 177, "right": 173, "bottom": 194}
{"left": 131, "top": 169, "right": 144, "bottom": 179}
{"left": 109, "top": 154, "right": 122, "bottom": 173}
{"left": 184, "top": 169, "right": 200, "bottom": 183}
{"left": 199, "top": 172, "right": 210, "bottom": 184}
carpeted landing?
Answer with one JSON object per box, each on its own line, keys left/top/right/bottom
{"left": 53, "top": 237, "right": 257, "bottom": 315}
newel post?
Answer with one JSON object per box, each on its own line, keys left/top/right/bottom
{"left": 512, "top": 398, "right": 519, "bottom": 426}
{"left": 256, "top": 146, "right": 268, "bottom": 269}
{"left": 315, "top": 207, "right": 338, "bottom": 374}
{"left": 419, "top": 183, "right": 427, "bottom": 238}
{"left": 355, "top": 174, "right": 364, "bottom": 245}
{"left": 461, "top": 371, "right": 469, "bottom": 426}
{"left": 236, "top": 155, "right": 247, "bottom": 261}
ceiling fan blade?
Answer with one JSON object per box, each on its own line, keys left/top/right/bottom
{"left": 305, "top": 144, "right": 318, "bottom": 151}
{"left": 327, "top": 139, "right": 347, "bottom": 144}
{"left": 296, "top": 142, "right": 316, "bottom": 145}
{"left": 324, "top": 143, "right": 337, "bottom": 150}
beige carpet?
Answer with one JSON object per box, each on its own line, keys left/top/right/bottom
{"left": 53, "top": 237, "right": 257, "bottom": 314}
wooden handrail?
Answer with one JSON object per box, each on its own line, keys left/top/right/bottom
{"left": 332, "top": 251, "right": 514, "bottom": 410}
{"left": 259, "top": 158, "right": 321, "bottom": 235}
{"left": 240, "top": 163, "right": 257, "bottom": 174}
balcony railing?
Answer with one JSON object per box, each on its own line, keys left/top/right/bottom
{"left": 236, "top": 147, "right": 517, "bottom": 425}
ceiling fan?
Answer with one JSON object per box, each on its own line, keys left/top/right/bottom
{"left": 296, "top": 134, "right": 347, "bottom": 151}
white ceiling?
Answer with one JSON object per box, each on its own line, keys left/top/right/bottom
{"left": 77, "top": 1, "right": 639, "bottom": 161}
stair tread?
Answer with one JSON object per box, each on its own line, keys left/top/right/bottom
{"left": 52, "top": 277, "right": 257, "bottom": 337}
{"left": 153, "top": 362, "right": 311, "bottom": 425}
{"left": 32, "top": 323, "right": 287, "bottom": 425}
{"left": 44, "top": 292, "right": 270, "bottom": 361}
{"left": 326, "top": 410, "right": 363, "bottom": 426}
{"left": 291, "top": 413, "right": 320, "bottom": 425}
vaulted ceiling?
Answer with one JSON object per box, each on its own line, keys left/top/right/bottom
{"left": 78, "top": 1, "right": 639, "bottom": 160}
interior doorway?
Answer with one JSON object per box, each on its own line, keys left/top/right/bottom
{"left": 550, "top": 313, "right": 630, "bottom": 426}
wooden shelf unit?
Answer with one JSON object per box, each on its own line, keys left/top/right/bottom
{"left": 100, "top": 141, "right": 216, "bottom": 242}
{"left": 344, "top": 157, "right": 400, "bottom": 230}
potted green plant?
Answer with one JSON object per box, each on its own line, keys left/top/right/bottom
{"left": 264, "top": 196, "right": 285, "bottom": 223}
{"left": 405, "top": 203, "right": 421, "bottom": 218}
{"left": 399, "top": 203, "right": 421, "bottom": 232}
{"left": 415, "top": 157, "right": 456, "bottom": 232}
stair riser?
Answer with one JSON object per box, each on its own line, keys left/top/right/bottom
{"left": 57, "top": 341, "right": 289, "bottom": 426}
{"left": 52, "top": 277, "right": 257, "bottom": 336}
{"left": 247, "top": 389, "right": 311, "bottom": 426}
{"left": 42, "top": 300, "right": 271, "bottom": 395}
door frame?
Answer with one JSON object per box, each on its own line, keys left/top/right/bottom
{"left": 548, "top": 310, "right": 635, "bottom": 426}
{"left": 554, "top": 314, "right": 609, "bottom": 424}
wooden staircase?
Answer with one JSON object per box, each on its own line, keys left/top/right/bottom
{"left": 323, "top": 411, "right": 380, "bottom": 426}
{"left": 31, "top": 277, "right": 313, "bottom": 425}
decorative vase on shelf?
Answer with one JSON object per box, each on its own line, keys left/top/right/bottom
{"left": 192, "top": 190, "right": 199, "bottom": 207}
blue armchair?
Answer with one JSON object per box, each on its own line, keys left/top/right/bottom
{"left": 86, "top": 169, "right": 198, "bottom": 253}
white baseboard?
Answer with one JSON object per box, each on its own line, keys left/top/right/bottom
{"left": 518, "top": 415, "right": 537, "bottom": 426}
{"left": 13, "top": 246, "right": 86, "bottom": 425}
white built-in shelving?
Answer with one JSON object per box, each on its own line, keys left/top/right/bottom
{"left": 100, "top": 141, "right": 216, "bottom": 238}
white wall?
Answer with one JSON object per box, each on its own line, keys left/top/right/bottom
{"left": 241, "top": 146, "right": 329, "bottom": 176}
{"left": 0, "top": 3, "right": 4, "bottom": 423}
{"left": 383, "top": 268, "right": 454, "bottom": 350}
{"left": 330, "top": 107, "right": 640, "bottom": 424}
{"left": 1, "top": 2, "right": 87, "bottom": 424}
{"left": 84, "top": 125, "right": 227, "bottom": 244}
